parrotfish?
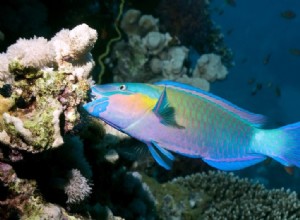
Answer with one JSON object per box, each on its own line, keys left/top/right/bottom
{"left": 83, "top": 81, "right": 300, "bottom": 171}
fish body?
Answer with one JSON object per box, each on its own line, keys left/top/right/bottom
{"left": 83, "top": 81, "right": 300, "bottom": 170}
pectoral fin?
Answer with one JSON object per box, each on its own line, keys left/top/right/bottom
{"left": 147, "top": 141, "right": 175, "bottom": 170}
{"left": 153, "top": 87, "right": 184, "bottom": 128}
{"left": 152, "top": 141, "right": 175, "bottom": 161}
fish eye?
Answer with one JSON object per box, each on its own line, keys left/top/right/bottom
{"left": 119, "top": 84, "right": 126, "bottom": 91}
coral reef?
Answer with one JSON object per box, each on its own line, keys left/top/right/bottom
{"left": 144, "top": 171, "right": 300, "bottom": 219}
{"left": 64, "top": 169, "right": 92, "bottom": 204}
{"left": 0, "top": 23, "right": 96, "bottom": 153}
{"left": 0, "top": 161, "right": 82, "bottom": 220}
{"left": 156, "top": 0, "right": 233, "bottom": 66}
{"left": 192, "top": 53, "right": 228, "bottom": 82}
{"left": 105, "top": 9, "right": 228, "bottom": 91}
{"left": 0, "top": 117, "right": 157, "bottom": 219}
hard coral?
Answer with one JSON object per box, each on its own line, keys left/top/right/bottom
{"left": 156, "top": 0, "right": 233, "bottom": 66}
{"left": 146, "top": 171, "right": 300, "bottom": 219}
{"left": 106, "top": 9, "right": 228, "bottom": 92}
{"left": 0, "top": 24, "right": 97, "bottom": 152}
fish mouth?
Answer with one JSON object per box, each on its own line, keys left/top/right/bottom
{"left": 89, "top": 84, "right": 118, "bottom": 100}
{"left": 83, "top": 85, "right": 110, "bottom": 114}
{"left": 90, "top": 85, "right": 105, "bottom": 101}
{"left": 83, "top": 97, "right": 109, "bottom": 116}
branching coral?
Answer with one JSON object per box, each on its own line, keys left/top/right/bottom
{"left": 0, "top": 24, "right": 96, "bottom": 152}
{"left": 145, "top": 171, "right": 300, "bottom": 219}
{"left": 64, "top": 169, "right": 92, "bottom": 204}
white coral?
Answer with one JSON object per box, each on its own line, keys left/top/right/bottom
{"left": 142, "top": 32, "right": 172, "bottom": 55}
{"left": 0, "top": 53, "right": 13, "bottom": 84}
{"left": 176, "top": 75, "right": 210, "bottom": 91}
{"left": 193, "top": 53, "right": 228, "bottom": 82}
{"left": 69, "top": 23, "right": 98, "bottom": 59}
{"left": 162, "top": 46, "right": 189, "bottom": 79}
{"left": 138, "top": 15, "right": 159, "bottom": 36}
{"left": 120, "top": 9, "right": 142, "bottom": 36}
{"left": 121, "top": 9, "right": 159, "bottom": 37}
{"left": 52, "top": 103, "right": 63, "bottom": 148}
{"left": 51, "top": 24, "right": 97, "bottom": 78}
{"left": 64, "top": 169, "right": 92, "bottom": 204}
{"left": 6, "top": 37, "right": 55, "bottom": 69}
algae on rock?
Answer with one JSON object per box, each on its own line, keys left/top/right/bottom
{"left": 0, "top": 24, "right": 97, "bottom": 152}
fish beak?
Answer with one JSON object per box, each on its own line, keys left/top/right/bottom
{"left": 82, "top": 101, "right": 94, "bottom": 112}
{"left": 90, "top": 85, "right": 104, "bottom": 101}
{"left": 83, "top": 85, "right": 111, "bottom": 115}
{"left": 83, "top": 96, "right": 109, "bottom": 116}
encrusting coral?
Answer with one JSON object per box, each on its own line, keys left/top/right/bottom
{"left": 0, "top": 23, "right": 96, "bottom": 152}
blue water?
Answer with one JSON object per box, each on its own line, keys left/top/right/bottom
{"left": 211, "top": 0, "right": 300, "bottom": 124}
{"left": 210, "top": 0, "right": 300, "bottom": 191}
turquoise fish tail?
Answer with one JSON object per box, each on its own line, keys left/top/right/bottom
{"left": 252, "top": 121, "right": 300, "bottom": 168}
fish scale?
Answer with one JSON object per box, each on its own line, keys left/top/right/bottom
{"left": 168, "top": 87, "right": 252, "bottom": 159}
{"left": 83, "top": 81, "right": 300, "bottom": 171}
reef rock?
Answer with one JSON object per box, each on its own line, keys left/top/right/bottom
{"left": 0, "top": 23, "right": 97, "bottom": 153}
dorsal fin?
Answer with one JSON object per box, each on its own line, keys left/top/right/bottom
{"left": 153, "top": 87, "right": 184, "bottom": 128}
{"left": 155, "top": 81, "right": 266, "bottom": 127}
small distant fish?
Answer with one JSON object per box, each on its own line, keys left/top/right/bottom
{"left": 226, "top": 28, "right": 234, "bottom": 36}
{"left": 225, "top": 0, "right": 236, "bottom": 7}
{"left": 218, "top": 9, "right": 224, "bottom": 15}
{"left": 267, "top": 82, "right": 273, "bottom": 88}
{"left": 289, "top": 48, "right": 300, "bottom": 56}
{"left": 263, "top": 53, "right": 271, "bottom": 65}
{"left": 84, "top": 81, "right": 300, "bottom": 171}
{"left": 280, "top": 10, "right": 296, "bottom": 20}
{"left": 247, "top": 78, "right": 256, "bottom": 85}
{"left": 251, "top": 83, "right": 262, "bottom": 96}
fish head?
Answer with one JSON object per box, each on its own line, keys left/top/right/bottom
{"left": 83, "top": 83, "right": 159, "bottom": 130}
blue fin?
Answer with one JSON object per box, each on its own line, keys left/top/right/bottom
{"left": 152, "top": 141, "right": 175, "bottom": 161}
{"left": 147, "top": 142, "right": 174, "bottom": 170}
{"left": 274, "top": 122, "right": 300, "bottom": 168}
{"left": 153, "top": 87, "right": 184, "bottom": 128}
{"left": 202, "top": 156, "right": 266, "bottom": 171}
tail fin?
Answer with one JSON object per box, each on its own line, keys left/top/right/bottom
{"left": 253, "top": 122, "right": 300, "bottom": 168}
